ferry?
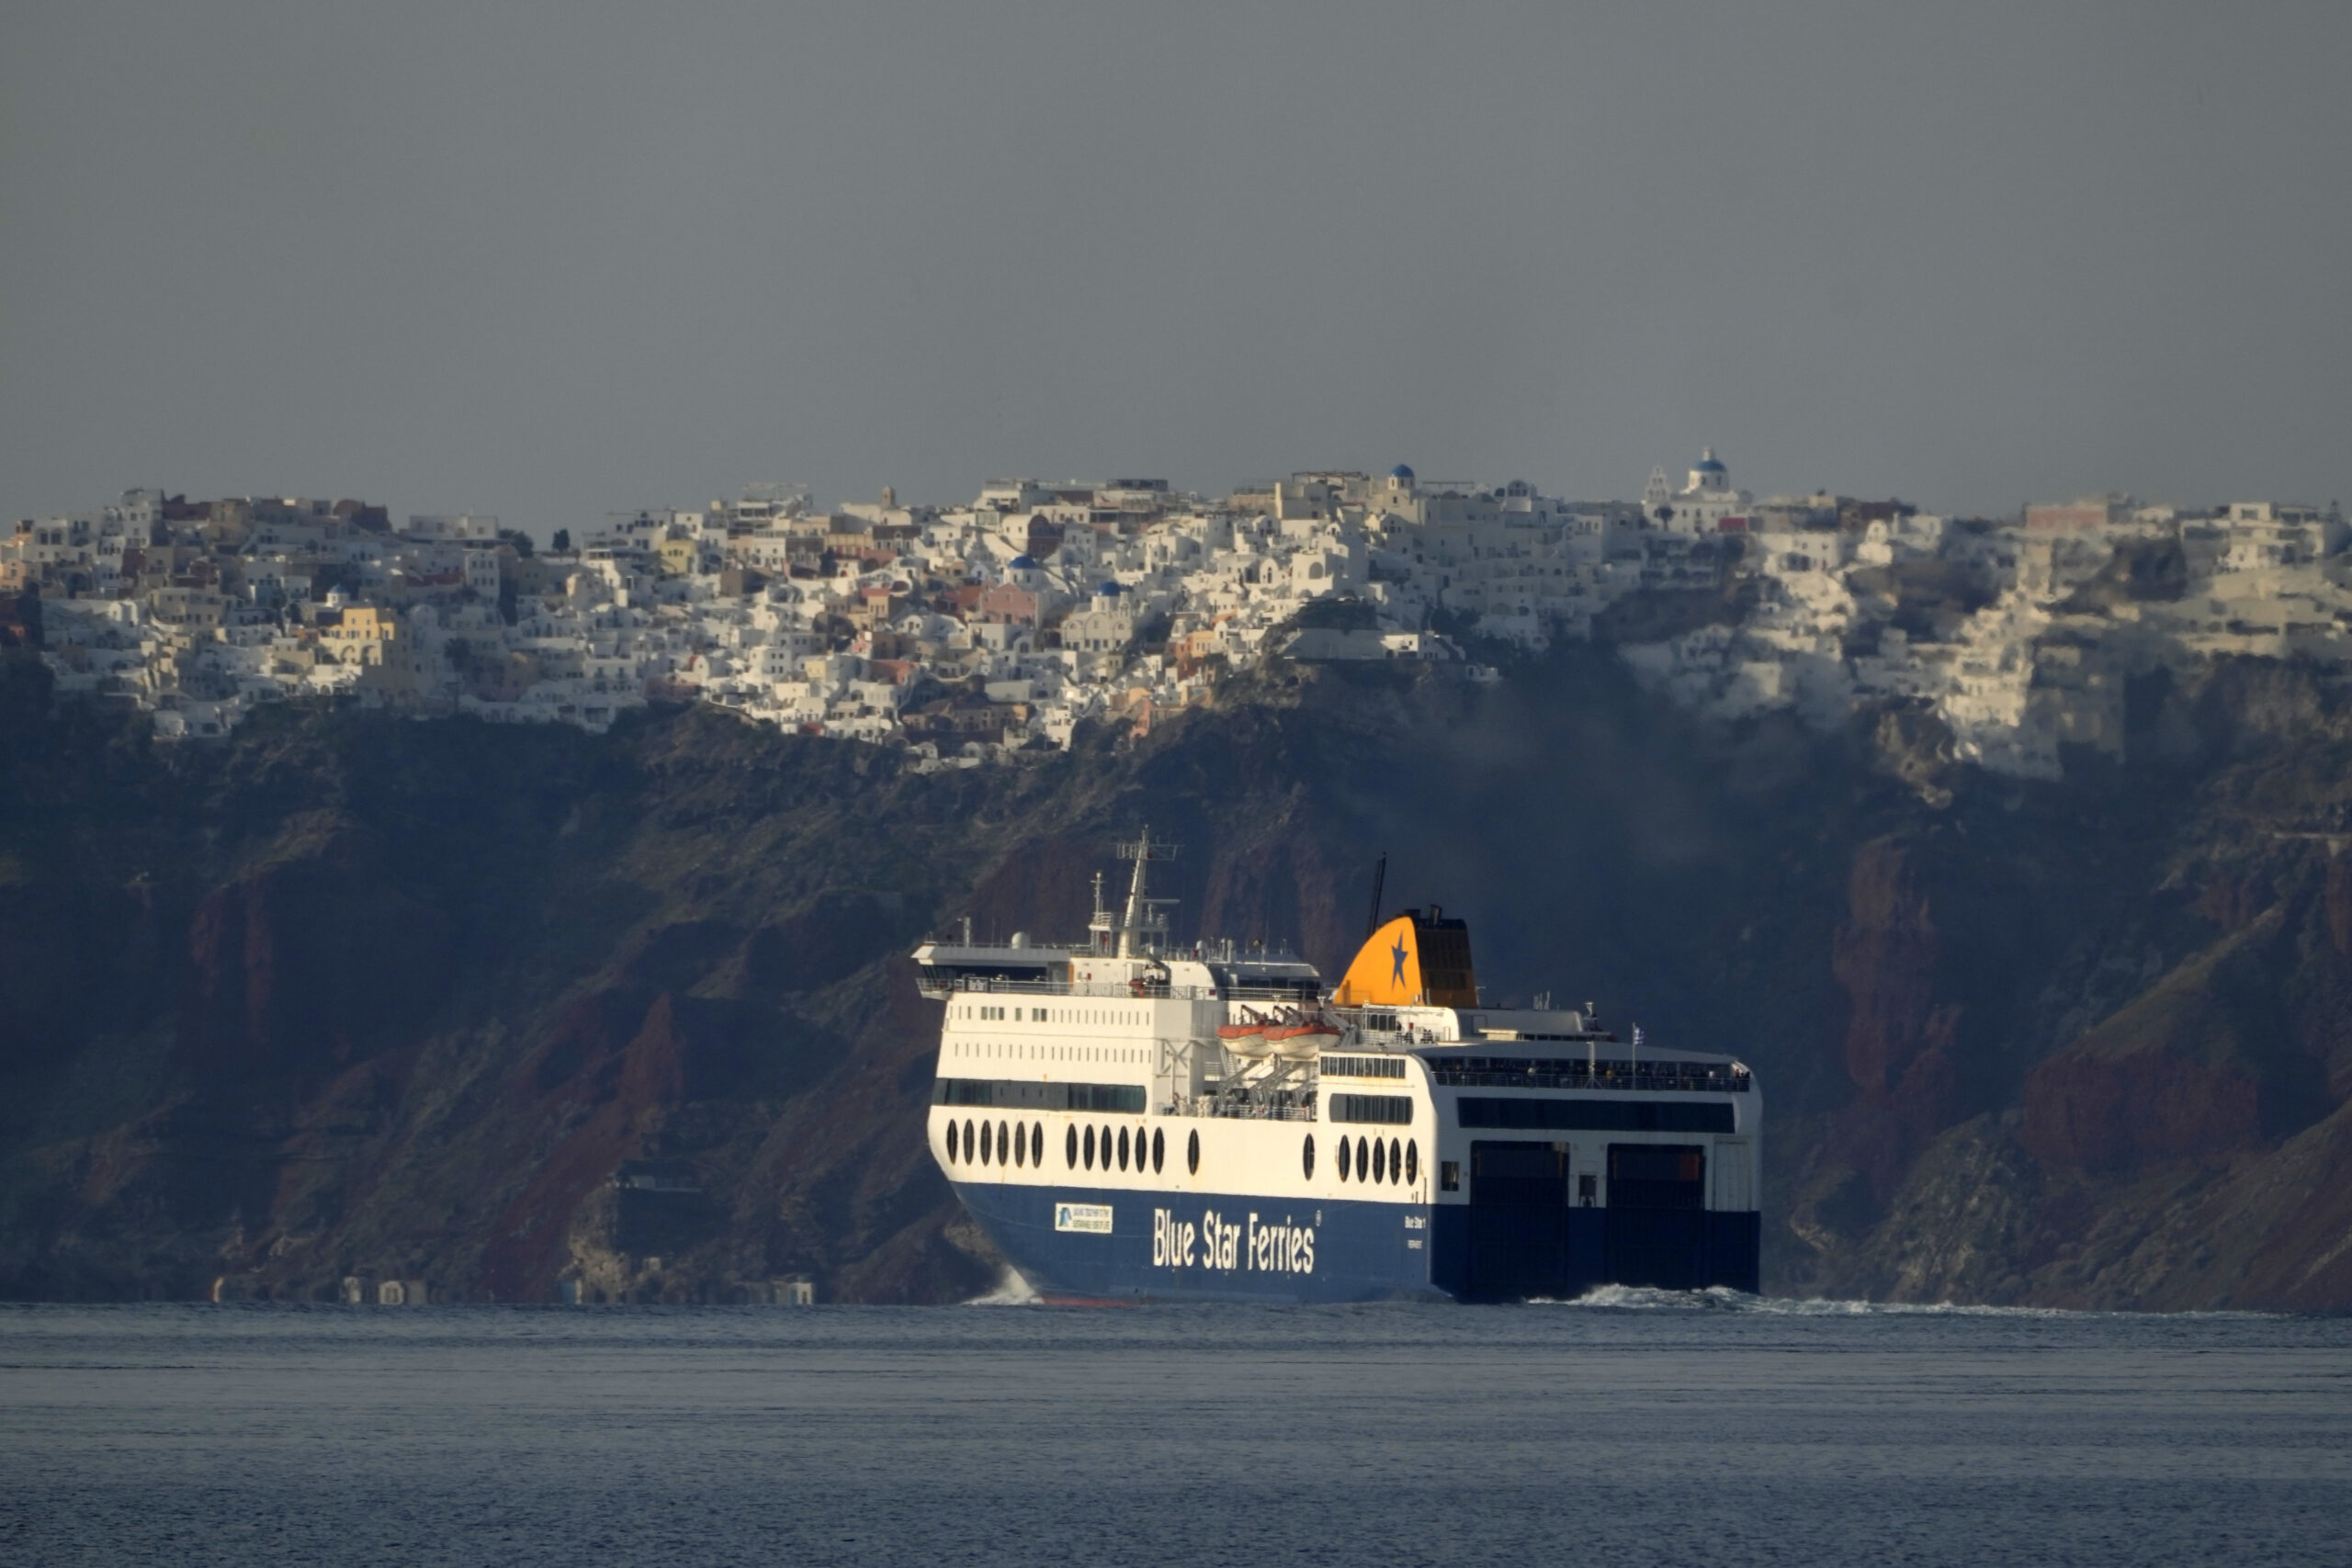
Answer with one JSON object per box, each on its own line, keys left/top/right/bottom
{"left": 917, "top": 832, "right": 1761, "bottom": 1303}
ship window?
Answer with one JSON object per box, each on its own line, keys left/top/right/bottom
{"left": 1357, "top": 1136, "right": 1371, "bottom": 1180}
{"left": 1389, "top": 1138, "right": 1402, "bottom": 1184}
{"left": 965, "top": 1120, "right": 976, "bottom": 1163}
{"left": 1330, "top": 1094, "right": 1414, "bottom": 1126}
{"left": 1373, "top": 1137, "right": 1386, "bottom": 1182}
{"left": 1405, "top": 1141, "right": 1419, "bottom": 1184}
{"left": 1012, "top": 1122, "right": 1025, "bottom": 1168}
{"left": 1032, "top": 1123, "right": 1043, "bottom": 1166}
{"left": 945, "top": 1121, "right": 958, "bottom": 1161}
{"left": 1083, "top": 1125, "right": 1095, "bottom": 1169}
{"left": 1152, "top": 1128, "right": 1164, "bottom": 1173}
{"left": 1066, "top": 1124, "right": 1078, "bottom": 1168}
{"left": 1001, "top": 1122, "right": 1012, "bottom": 1167}
{"left": 980, "top": 1121, "right": 992, "bottom": 1164}
{"left": 1117, "top": 1126, "right": 1130, "bottom": 1170}
{"left": 1441, "top": 1160, "right": 1460, "bottom": 1192}
{"left": 1100, "top": 1125, "right": 1112, "bottom": 1171}
{"left": 1302, "top": 1135, "right": 1316, "bottom": 1179}
{"left": 1187, "top": 1129, "right": 1200, "bottom": 1175}
{"left": 1338, "top": 1137, "right": 1351, "bottom": 1181}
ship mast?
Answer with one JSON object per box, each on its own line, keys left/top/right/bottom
{"left": 1092, "top": 826, "right": 1181, "bottom": 957}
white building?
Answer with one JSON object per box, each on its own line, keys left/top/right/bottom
{"left": 1642, "top": 448, "right": 1751, "bottom": 536}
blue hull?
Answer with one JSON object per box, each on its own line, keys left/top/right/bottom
{"left": 952, "top": 1180, "right": 1763, "bottom": 1303}
{"left": 1430, "top": 1205, "right": 1761, "bottom": 1300}
{"left": 953, "top": 1180, "right": 1446, "bottom": 1303}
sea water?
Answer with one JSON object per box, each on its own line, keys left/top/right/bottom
{"left": 3, "top": 1291, "right": 2348, "bottom": 1566}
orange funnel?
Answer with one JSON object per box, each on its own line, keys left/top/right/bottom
{"left": 1332, "top": 908, "right": 1477, "bottom": 1007}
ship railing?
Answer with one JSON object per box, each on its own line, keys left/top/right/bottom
{"left": 948, "top": 976, "right": 1221, "bottom": 1000}
{"left": 1325, "top": 1009, "right": 1464, "bottom": 1048}
{"left": 1426, "top": 1065, "right": 1752, "bottom": 1093}
{"left": 1163, "top": 1094, "right": 1318, "bottom": 1122}
{"left": 1223, "top": 985, "right": 1324, "bottom": 1003}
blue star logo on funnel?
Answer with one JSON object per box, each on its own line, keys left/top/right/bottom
{"left": 1390, "top": 935, "right": 1408, "bottom": 985}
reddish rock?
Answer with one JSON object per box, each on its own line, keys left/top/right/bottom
{"left": 509, "top": 989, "right": 639, "bottom": 1103}
{"left": 1196, "top": 833, "right": 1353, "bottom": 975}
{"left": 2198, "top": 874, "right": 2263, "bottom": 931}
{"left": 2325, "top": 856, "right": 2352, "bottom": 957}
{"left": 2020, "top": 1051, "right": 2262, "bottom": 1172}
{"left": 1831, "top": 840, "right": 1962, "bottom": 1124}
{"left": 175, "top": 829, "right": 452, "bottom": 1084}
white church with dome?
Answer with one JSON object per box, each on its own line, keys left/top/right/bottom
{"left": 1643, "top": 447, "right": 1752, "bottom": 535}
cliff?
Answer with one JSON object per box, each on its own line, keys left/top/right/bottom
{"left": 4, "top": 647, "right": 2351, "bottom": 1309}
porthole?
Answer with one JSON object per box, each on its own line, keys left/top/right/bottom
{"left": 945, "top": 1121, "right": 959, "bottom": 1162}
{"left": 1357, "top": 1136, "right": 1371, "bottom": 1181}
{"left": 1002, "top": 1122, "right": 1014, "bottom": 1169}
{"left": 1388, "top": 1138, "right": 1401, "bottom": 1185}
{"left": 1100, "top": 1125, "right": 1111, "bottom": 1171}
{"left": 1302, "top": 1135, "right": 1316, "bottom": 1179}
{"left": 1152, "top": 1128, "right": 1165, "bottom": 1173}
{"left": 1032, "top": 1123, "right": 1044, "bottom": 1167}
{"left": 1066, "top": 1124, "right": 1079, "bottom": 1168}
{"left": 965, "top": 1120, "right": 976, "bottom": 1165}
{"left": 1013, "top": 1122, "right": 1025, "bottom": 1168}
{"left": 1187, "top": 1129, "right": 1200, "bottom": 1175}
{"left": 980, "top": 1121, "right": 993, "bottom": 1165}
{"left": 1338, "top": 1136, "right": 1351, "bottom": 1181}
{"left": 1405, "top": 1140, "right": 1419, "bottom": 1185}
{"left": 1084, "top": 1124, "right": 1096, "bottom": 1170}
{"left": 1372, "top": 1136, "right": 1385, "bottom": 1182}
{"left": 1117, "top": 1126, "right": 1130, "bottom": 1171}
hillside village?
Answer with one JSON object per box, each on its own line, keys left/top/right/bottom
{"left": 6, "top": 453, "right": 2345, "bottom": 779}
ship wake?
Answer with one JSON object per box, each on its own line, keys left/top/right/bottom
{"left": 1534, "top": 1284, "right": 2269, "bottom": 1318}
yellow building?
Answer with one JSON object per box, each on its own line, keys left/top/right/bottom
{"left": 321, "top": 604, "right": 399, "bottom": 664}
{"left": 654, "top": 537, "right": 698, "bottom": 577}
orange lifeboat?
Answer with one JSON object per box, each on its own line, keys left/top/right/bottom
{"left": 1216, "top": 1009, "right": 1272, "bottom": 1058}
{"left": 1265, "top": 1020, "right": 1340, "bottom": 1061}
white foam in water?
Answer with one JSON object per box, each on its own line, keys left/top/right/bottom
{"left": 963, "top": 1268, "right": 1040, "bottom": 1305}
{"left": 1537, "top": 1285, "right": 2270, "bottom": 1319}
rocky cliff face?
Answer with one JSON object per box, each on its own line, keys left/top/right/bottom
{"left": 3, "top": 647, "right": 2351, "bottom": 1309}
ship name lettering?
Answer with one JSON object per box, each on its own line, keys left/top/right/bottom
{"left": 1246, "top": 1212, "right": 1317, "bottom": 1275}
{"left": 1151, "top": 1208, "right": 1198, "bottom": 1269}
{"left": 1203, "top": 1209, "right": 1240, "bottom": 1270}
{"left": 1155, "top": 1207, "right": 1314, "bottom": 1275}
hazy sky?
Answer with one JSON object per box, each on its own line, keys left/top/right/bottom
{"left": 6, "top": 3, "right": 2348, "bottom": 537}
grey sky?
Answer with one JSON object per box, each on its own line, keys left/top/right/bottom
{"left": 6, "top": 2, "right": 2347, "bottom": 538}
